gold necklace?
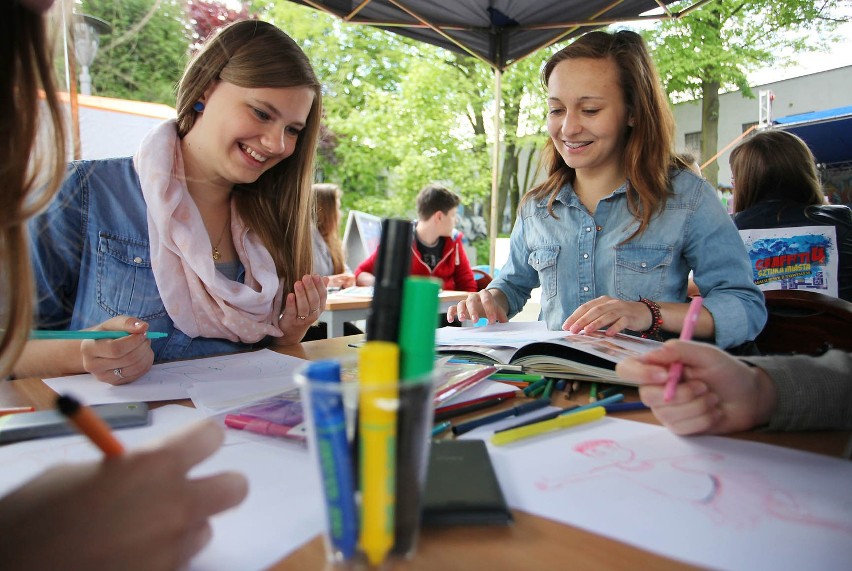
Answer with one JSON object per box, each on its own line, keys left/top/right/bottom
{"left": 211, "top": 215, "right": 230, "bottom": 261}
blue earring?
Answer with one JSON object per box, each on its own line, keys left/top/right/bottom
{"left": 193, "top": 101, "right": 205, "bottom": 113}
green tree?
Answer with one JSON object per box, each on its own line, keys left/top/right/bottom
{"left": 644, "top": 0, "right": 845, "bottom": 186}
{"left": 80, "top": 0, "right": 190, "bottom": 105}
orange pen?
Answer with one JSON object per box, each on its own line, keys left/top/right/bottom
{"left": 56, "top": 395, "right": 125, "bottom": 457}
{"left": 0, "top": 406, "right": 35, "bottom": 417}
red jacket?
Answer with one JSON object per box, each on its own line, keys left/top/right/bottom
{"left": 355, "top": 230, "right": 477, "bottom": 291}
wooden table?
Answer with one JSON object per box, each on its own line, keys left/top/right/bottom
{"left": 317, "top": 290, "right": 470, "bottom": 338}
{"left": 2, "top": 336, "right": 849, "bottom": 571}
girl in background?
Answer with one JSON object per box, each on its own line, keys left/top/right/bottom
{"left": 730, "top": 129, "right": 851, "bottom": 301}
{"left": 312, "top": 183, "right": 356, "bottom": 289}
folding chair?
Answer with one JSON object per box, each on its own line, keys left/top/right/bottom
{"left": 755, "top": 290, "right": 852, "bottom": 354}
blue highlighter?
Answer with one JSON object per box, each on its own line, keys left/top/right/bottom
{"left": 305, "top": 360, "right": 358, "bottom": 560}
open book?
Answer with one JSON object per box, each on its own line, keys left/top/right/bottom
{"left": 435, "top": 321, "right": 663, "bottom": 383}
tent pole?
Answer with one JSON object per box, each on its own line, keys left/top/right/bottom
{"left": 488, "top": 67, "right": 502, "bottom": 275}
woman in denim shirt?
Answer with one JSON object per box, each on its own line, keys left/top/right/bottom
{"left": 17, "top": 21, "right": 328, "bottom": 383}
{"left": 448, "top": 30, "right": 765, "bottom": 350}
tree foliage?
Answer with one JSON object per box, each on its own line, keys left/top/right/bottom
{"left": 80, "top": 0, "right": 190, "bottom": 105}
{"left": 643, "top": 0, "right": 845, "bottom": 185}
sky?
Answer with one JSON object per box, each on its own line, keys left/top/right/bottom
{"left": 749, "top": 19, "right": 852, "bottom": 86}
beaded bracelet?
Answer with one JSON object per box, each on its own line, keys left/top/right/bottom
{"left": 638, "top": 298, "right": 663, "bottom": 340}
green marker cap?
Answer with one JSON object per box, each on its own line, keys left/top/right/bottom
{"left": 398, "top": 276, "right": 441, "bottom": 381}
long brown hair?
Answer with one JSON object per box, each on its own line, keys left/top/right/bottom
{"left": 0, "top": 1, "right": 66, "bottom": 376}
{"left": 729, "top": 129, "right": 824, "bottom": 213}
{"left": 176, "top": 19, "right": 321, "bottom": 295}
{"left": 313, "top": 183, "right": 344, "bottom": 274}
{"left": 527, "top": 30, "right": 684, "bottom": 240}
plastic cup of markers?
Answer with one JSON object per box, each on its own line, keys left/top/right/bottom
{"left": 297, "top": 361, "right": 435, "bottom": 569}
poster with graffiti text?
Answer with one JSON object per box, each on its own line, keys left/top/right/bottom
{"left": 739, "top": 225, "right": 839, "bottom": 298}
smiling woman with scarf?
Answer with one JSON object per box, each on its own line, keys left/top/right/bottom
{"left": 16, "top": 20, "right": 327, "bottom": 384}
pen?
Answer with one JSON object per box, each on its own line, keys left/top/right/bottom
{"left": 603, "top": 401, "right": 649, "bottom": 413}
{"left": 452, "top": 398, "right": 550, "bottom": 436}
{"left": 395, "top": 277, "right": 440, "bottom": 556}
{"left": 522, "top": 378, "right": 548, "bottom": 396}
{"left": 589, "top": 382, "right": 598, "bottom": 402}
{"left": 358, "top": 341, "right": 399, "bottom": 566}
{"left": 663, "top": 296, "right": 703, "bottom": 402}
{"left": 304, "top": 360, "right": 358, "bottom": 560}
{"left": 223, "top": 414, "right": 305, "bottom": 443}
{"left": 0, "top": 406, "right": 35, "bottom": 417}
{"left": 494, "top": 393, "right": 624, "bottom": 434}
{"left": 56, "top": 394, "right": 124, "bottom": 457}
{"left": 489, "top": 373, "right": 544, "bottom": 382}
{"left": 31, "top": 330, "right": 168, "bottom": 340}
{"left": 491, "top": 406, "right": 606, "bottom": 446}
{"left": 431, "top": 420, "right": 452, "bottom": 437}
{"left": 434, "top": 395, "right": 514, "bottom": 422}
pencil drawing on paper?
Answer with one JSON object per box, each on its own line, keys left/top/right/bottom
{"left": 534, "top": 439, "right": 852, "bottom": 535}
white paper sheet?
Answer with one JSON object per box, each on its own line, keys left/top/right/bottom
{"left": 43, "top": 349, "right": 308, "bottom": 405}
{"left": 436, "top": 321, "right": 568, "bottom": 347}
{"left": 461, "top": 417, "right": 852, "bottom": 571}
{"left": 0, "top": 405, "right": 324, "bottom": 571}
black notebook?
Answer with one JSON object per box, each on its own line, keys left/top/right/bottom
{"left": 421, "top": 439, "right": 512, "bottom": 526}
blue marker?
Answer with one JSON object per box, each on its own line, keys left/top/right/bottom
{"left": 603, "top": 401, "right": 649, "bottom": 413}
{"left": 305, "top": 360, "right": 358, "bottom": 560}
{"left": 452, "top": 398, "right": 551, "bottom": 436}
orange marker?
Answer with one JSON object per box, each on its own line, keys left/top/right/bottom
{"left": 0, "top": 406, "right": 35, "bottom": 417}
{"left": 56, "top": 395, "right": 125, "bottom": 457}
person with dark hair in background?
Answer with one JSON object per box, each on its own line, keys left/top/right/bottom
{"left": 730, "top": 129, "right": 852, "bottom": 301}
{"left": 355, "top": 183, "right": 477, "bottom": 292}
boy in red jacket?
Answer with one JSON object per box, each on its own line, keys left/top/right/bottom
{"left": 355, "top": 184, "right": 477, "bottom": 291}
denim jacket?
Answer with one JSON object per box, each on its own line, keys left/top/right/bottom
{"left": 489, "top": 170, "right": 767, "bottom": 349}
{"left": 29, "top": 157, "right": 254, "bottom": 362}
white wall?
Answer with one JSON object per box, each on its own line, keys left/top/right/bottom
{"left": 672, "top": 65, "right": 852, "bottom": 186}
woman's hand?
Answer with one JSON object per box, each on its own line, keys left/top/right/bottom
{"left": 0, "top": 421, "right": 248, "bottom": 571}
{"left": 327, "top": 273, "right": 355, "bottom": 289}
{"left": 276, "top": 274, "right": 328, "bottom": 345}
{"left": 562, "top": 296, "right": 651, "bottom": 336}
{"left": 447, "top": 289, "right": 509, "bottom": 325}
{"left": 81, "top": 317, "right": 156, "bottom": 385}
{"left": 615, "top": 340, "right": 777, "bottom": 435}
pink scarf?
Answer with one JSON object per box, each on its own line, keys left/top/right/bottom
{"left": 134, "top": 120, "right": 283, "bottom": 343}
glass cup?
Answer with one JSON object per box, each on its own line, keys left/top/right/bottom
{"left": 297, "top": 360, "right": 435, "bottom": 568}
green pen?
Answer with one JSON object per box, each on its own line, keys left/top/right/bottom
{"left": 542, "top": 379, "right": 555, "bottom": 400}
{"left": 431, "top": 420, "right": 452, "bottom": 437}
{"left": 30, "top": 330, "right": 168, "bottom": 340}
{"left": 522, "top": 378, "right": 548, "bottom": 396}
{"left": 490, "top": 372, "right": 545, "bottom": 382}
{"left": 589, "top": 382, "right": 599, "bottom": 403}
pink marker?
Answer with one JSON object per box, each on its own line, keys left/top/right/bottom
{"left": 224, "top": 414, "right": 306, "bottom": 443}
{"left": 663, "top": 296, "right": 703, "bottom": 402}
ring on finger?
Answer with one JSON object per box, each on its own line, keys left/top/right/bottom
{"left": 113, "top": 368, "right": 125, "bottom": 379}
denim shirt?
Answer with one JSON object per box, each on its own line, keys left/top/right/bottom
{"left": 489, "top": 170, "right": 766, "bottom": 349}
{"left": 29, "top": 157, "right": 255, "bottom": 362}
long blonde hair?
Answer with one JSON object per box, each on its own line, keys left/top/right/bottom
{"left": 176, "top": 19, "right": 321, "bottom": 295}
{"left": 0, "top": 2, "right": 66, "bottom": 376}
{"left": 527, "top": 30, "right": 687, "bottom": 240}
{"left": 313, "top": 183, "right": 345, "bottom": 274}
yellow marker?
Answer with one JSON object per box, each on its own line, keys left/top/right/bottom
{"left": 491, "top": 406, "right": 606, "bottom": 446}
{"left": 358, "top": 341, "right": 399, "bottom": 566}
